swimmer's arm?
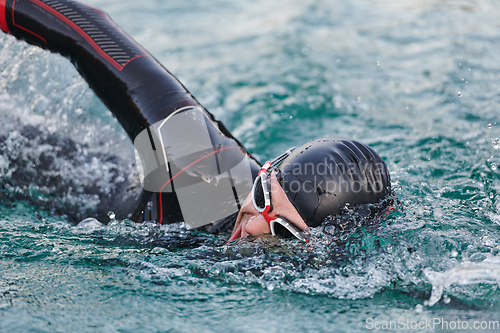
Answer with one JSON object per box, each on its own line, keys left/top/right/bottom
{"left": 0, "top": 0, "right": 254, "bottom": 150}
{"left": 0, "top": 0, "right": 260, "bottom": 224}
{"left": 0, "top": 0, "right": 204, "bottom": 140}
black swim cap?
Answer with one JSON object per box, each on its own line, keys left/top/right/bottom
{"left": 278, "top": 137, "right": 391, "bottom": 227}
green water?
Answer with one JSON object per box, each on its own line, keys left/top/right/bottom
{"left": 1, "top": 0, "right": 500, "bottom": 332}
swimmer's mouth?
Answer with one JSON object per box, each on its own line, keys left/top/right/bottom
{"left": 227, "top": 224, "right": 242, "bottom": 242}
{"left": 227, "top": 209, "right": 246, "bottom": 242}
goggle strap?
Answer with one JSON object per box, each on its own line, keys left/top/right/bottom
{"left": 258, "top": 161, "right": 272, "bottom": 176}
{"left": 268, "top": 147, "right": 296, "bottom": 171}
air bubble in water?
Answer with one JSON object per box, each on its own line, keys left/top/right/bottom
{"left": 488, "top": 123, "right": 492, "bottom": 128}
{"left": 492, "top": 138, "right": 500, "bottom": 149}
{"left": 491, "top": 163, "right": 497, "bottom": 171}
{"left": 458, "top": 91, "right": 462, "bottom": 97}
{"left": 377, "top": 61, "right": 380, "bottom": 66}
{"left": 108, "top": 211, "right": 116, "bottom": 222}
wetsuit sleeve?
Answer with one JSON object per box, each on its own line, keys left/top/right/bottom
{"left": 0, "top": 0, "right": 231, "bottom": 140}
{"left": 0, "top": 0, "right": 260, "bottom": 224}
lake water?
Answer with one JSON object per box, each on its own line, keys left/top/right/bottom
{"left": 1, "top": 0, "right": 500, "bottom": 332}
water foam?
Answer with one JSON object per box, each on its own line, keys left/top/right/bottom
{"left": 425, "top": 255, "right": 500, "bottom": 306}
{"left": 0, "top": 35, "right": 142, "bottom": 222}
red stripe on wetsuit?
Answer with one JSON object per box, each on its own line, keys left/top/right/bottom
{"left": 0, "top": 0, "right": 10, "bottom": 33}
{"left": 0, "top": 0, "right": 145, "bottom": 70}
{"left": 0, "top": 0, "right": 46, "bottom": 43}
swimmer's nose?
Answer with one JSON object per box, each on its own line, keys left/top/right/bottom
{"left": 230, "top": 191, "right": 270, "bottom": 240}
{"left": 241, "top": 213, "right": 270, "bottom": 238}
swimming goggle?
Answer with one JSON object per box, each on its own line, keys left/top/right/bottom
{"left": 251, "top": 148, "right": 310, "bottom": 242}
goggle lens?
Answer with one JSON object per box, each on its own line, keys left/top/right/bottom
{"left": 249, "top": 147, "right": 308, "bottom": 242}
{"left": 253, "top": 176, "right": 266, "bottom": 210}
{"left": 270, "top": 217, "right": 310, "bottom": 241}
{"left": 273, "top": 220, "right": 295, "bottom": 238}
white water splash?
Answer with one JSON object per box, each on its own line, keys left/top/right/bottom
{"left": 424, "top": 256, "right": 500, "bottom": 306}
{"left": 0, "top": 35, "right": 142, "bottom": 222}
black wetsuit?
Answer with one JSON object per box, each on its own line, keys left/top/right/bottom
{"left": 0, "top": 0, "right": 260, "bottom": 228}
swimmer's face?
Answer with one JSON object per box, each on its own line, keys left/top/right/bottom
{"left": 228, "top": 171, "right": 309, "bottom": 241}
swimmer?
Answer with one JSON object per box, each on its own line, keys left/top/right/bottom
{"left": 0, "top": 0, "right": 392, "bottom": 241}
{"left": 227, "top": 138, "right": 391, "bottom": 242}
